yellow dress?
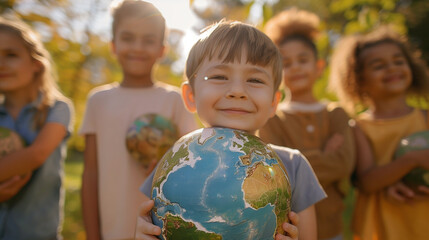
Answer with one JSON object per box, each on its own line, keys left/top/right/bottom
{"left": 353, "top": 109, "right": 429, "bottom": 240}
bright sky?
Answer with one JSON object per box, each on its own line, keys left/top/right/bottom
{"left": 145, "top": 0, "right": 199, "bottom": 32}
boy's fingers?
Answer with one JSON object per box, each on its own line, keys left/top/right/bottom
{"left": 139, "top": 199, "right": 155, "bottom": 216}
{"left": 0, "top": 176, "right": 20, "bottom": 189}
{"left": 288, "top": 211, "right": 299, "bottom": 226}
{"left": 282, "top": 222, "right": 298, "bottom": 239}
{"left": 135, "top": 215, "right": 162, "bottom": 239}
{"left": 417, "top": 185, "right": 429, "bottom": 195}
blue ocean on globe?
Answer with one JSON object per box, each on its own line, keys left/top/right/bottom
{"left": 151, "top": 127, "right": 291, "bottom": 240}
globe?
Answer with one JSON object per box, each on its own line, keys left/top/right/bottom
{"left": 151, "top": 127, "right": 291, "bottom": 240}
{"left": 125, "top": 114, "right": 178, "bottom": 167}
{"left": 0, "top": 127, "right": 25, "bottom": 158}
{"left": 395, "top": 130, "right": 429, "bottom": 189}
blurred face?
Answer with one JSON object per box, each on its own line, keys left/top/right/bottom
{"left": 182, "top": 55, "right": 280, "bottom": 134}
{"left": 112, "top": 16, "right": 164, "bottom": 81}
{"left": 279, "top": 40, "right": 322, "bottom": 95}
{"left": 0, "top": 31, "right": 40, "bottom": 94}
{"left": 360, "top": 43, "right": 412, "bottom": 99}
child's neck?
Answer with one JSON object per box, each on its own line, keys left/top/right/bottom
{"left": 369, "top": 95, "right": 412, "bottom": 119}
{"left": 290, "top": 91, "right": 317, "bottom": 104}
{"left": 121, "top": 74, "right": 154, "bottom": 88}
{"left": 4, "top": 90, "right": 38, "bottom": 119}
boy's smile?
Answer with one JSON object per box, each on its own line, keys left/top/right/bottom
{"left": 360, "top": 43, "right": 412, "bottom": 99}
{"left": 182, "top": 55, "right": 280, "bottom": 134}
{"left": 279, "top": 41, "right": 322, "bottom": 96}
{"left": 112, "top": 16, "right": 164, "bottom": 85}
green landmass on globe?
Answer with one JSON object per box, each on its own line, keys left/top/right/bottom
{"left": 125, "top": 113, "right": 178, "bottom": 167}
{"left": 0, "top": 127, "right": 25, "bottom": 158}
{"left": 151, "top": 127, "right": 291, "bottom": 240}
{"left": 395, "top": 130, "right": 429, "bottom": 189}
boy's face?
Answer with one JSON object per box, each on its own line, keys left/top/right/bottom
{"left": 279, "top": 40, "right": 323, "bottom": 95}
{"left": 182, "top": 54, "right": 281, "bottom": 134}
{"left": 360, "top": 42, "right": 412, "bottom": 99}
{"left": 112, "top": 16, "right": 164, "bottom": 79}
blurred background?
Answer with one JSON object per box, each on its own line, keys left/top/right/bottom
{"left": 1, "top": 0, "right": 428, "bottom": 239}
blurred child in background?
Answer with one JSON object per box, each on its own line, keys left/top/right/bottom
{"left": 329, "top": 26, "right": 429, "bottom": 240}
{"left": 79, "top": 1, "right": 198, "bottom": 239}
{"left": 0, "top": 14, "right": 74, "bottom": 239}
{"left": 259, "top": 8, "right": 355, "bottom": 240}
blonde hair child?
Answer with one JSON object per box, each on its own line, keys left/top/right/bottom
{"left": 0, "top": 14, "right": 74, "bottom": 239}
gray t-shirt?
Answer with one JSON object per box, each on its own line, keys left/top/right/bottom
{"left": 141, "top": 144, "right": 326, "bottom": 213}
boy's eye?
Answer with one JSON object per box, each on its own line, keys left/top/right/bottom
{"left": 247, "top": 78, "right": 264, "bottom": 84}
{"left": 394, "top": 59, "right": 406, "bottom": 65}
{"left": 371, "top": 63, "right": 385, "bottom": 70}
{"left": 121, "top": 37, "right": 133, "bottom": 42}
{"left": 298, "top": 57, "right": 309, "bottom": 64}
{"left": 205, "top": 75, "right": 227, "bottom": 81}
{"left": 6, "top": 53, "right": 17, "bottom": 58}
{"left": 143, "top": 38, "right": 156, "bottom": 45}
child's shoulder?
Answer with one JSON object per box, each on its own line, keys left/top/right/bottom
{"left": 326, "top": 101, "right": 348, "bottom": 115}
{"left": 269, "top": 144, "right": 307, "bottom": 168}
{"left": 153, "top": 81, "right": 181, "bottom": 94}
{"left": 87, "top": 82, "right": 120, "bottom": 99}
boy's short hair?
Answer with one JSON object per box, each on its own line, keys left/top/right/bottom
{"left": 185, "top": 20, "right": 283, "bottom": 93}
{"left": 110, "top": 0, "right": 166, "bottom": 41}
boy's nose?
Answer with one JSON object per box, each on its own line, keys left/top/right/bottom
{"left": 226, "top": 81, "right": 247, "bottom": 99}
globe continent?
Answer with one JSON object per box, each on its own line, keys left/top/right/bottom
{"left": 395, "top": 130, "right": 429, "bottom": 189}
{"left": 0, "top": 127, "right": 25, "bottom": 158}
{"left": 125, "top": 114, "right": 178, "bottom": 167}
{"left": 151, "top": 127, "right": 291, "bottom": 240}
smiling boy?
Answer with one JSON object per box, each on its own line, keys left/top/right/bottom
{"left": 79, "top": 1, "right": 197, "bottom": 239}
{"left": 136, "top": 20, "right": 326, "bottom": 240}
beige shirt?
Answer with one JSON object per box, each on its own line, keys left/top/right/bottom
{"left": 79, "top": 82, "right": 198, "bottom": 239}
{"left": 353, "top": 109, "right": 429, "bottom": 240}
{"left": 258, "top": 101, "right": 355, "bottom": 239}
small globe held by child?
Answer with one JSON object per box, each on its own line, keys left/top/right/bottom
{"left": 151, "top": 127, "right": 291, "bottom": 240}
{"left": 395, "top": 131, "right": 429, "bottom": 189}
{"left": 125, "top": 114, "right": 178, "bottom": 167}
{"left": 0, "top": 127, "right": 25, "bottom": 158}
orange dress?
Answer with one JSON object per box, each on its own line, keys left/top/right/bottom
{"left": 353, "top": 109, "right": 429, "bottom": 240}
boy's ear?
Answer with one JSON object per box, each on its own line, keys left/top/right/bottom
{"left": 159, "top": 44, "right": 166, "bottom": 58}
{"left": 181, "top": 82, "right": 197, "bottom": 113}
{"left": 269, "top": 91, "right": 281, "bottom": 117}
{"left": 110, "top": 41, "right": 117, "bottom": 56}
{"left": 316, "top": 59, "right": 326, "bottom": 77}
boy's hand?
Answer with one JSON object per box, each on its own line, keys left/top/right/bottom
{"left": 386, "top": 182, "right": 429, "bottom": 203}
{"left": 276, "top": 211, "right": 299, "bottom": 240}
{"left": 386, "top": 182, "right": 414, "bottom": 203}
{"left": 135, "top": 199, "right": 162, "bottom": 240}
{"left": 0, "top": 173, "right": 31, "bottom": 202}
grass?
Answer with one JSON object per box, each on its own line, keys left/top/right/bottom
{"left": 61, "top": 149, "right": 356, "bottom": 240}
{"left": 63, "top": 150, "right": 86, "bottom": 240}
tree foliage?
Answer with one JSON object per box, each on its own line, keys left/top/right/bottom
{"left": 2, "top": 0, "right": 428, "bottom": 151}
{"left": 189, "top": 0, "right": 428, "bottom": 102}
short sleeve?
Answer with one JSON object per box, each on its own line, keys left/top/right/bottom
{"left": 46, "top": 100, "right": 74, "bottom": 139}
{"left": 140, "top": 170, "right": 155, "bottom": 197}
{"left": 272, "top": 145, "right": 326, "bottom": 213}
{"left": 79, "top": 91, "right": 97, "bottom": 135}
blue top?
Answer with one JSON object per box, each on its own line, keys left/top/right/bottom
{"left": 141, "top": 144, "right": 326, "bottom": 213}
{"left": 0, "top": 97, "right": 73, "bottom": 240}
